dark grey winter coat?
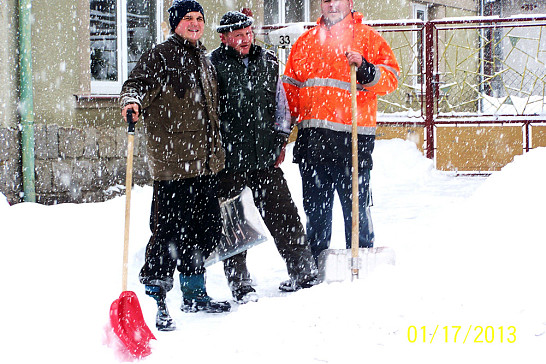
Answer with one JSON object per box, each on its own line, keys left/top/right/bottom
{"left": 120, "top": 34, "right": 225, "bottom": 180}
{"left": 210, "top": 44, "right": 285, "bottom": 173}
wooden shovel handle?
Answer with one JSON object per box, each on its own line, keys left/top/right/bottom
{"left": 350, "top": 65, "right": 359, "bottom": 276}
{"left": 122, "top": 110, "right": 136, "bottom": 292}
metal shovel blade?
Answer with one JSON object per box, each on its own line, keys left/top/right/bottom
{"left": 206, "top": 188, "right": 268, "bottom": 266}
{"left": 318, "top": 247, "right": 396, "bottom": 283}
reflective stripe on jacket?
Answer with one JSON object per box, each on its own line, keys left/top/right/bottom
{"left": 282, "top": 12, "right": 400, "bottom": 135}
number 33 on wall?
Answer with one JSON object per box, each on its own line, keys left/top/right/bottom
{"left": 267, "top": 24, "right": 307, "bottom": 48}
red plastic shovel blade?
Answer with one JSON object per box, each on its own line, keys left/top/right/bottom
{"left": 110, "top": 291, "right": 156, "bottom": 359}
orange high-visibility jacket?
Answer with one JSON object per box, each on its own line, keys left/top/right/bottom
{"left": 283, "top": 12, "right": 400, "bottom": 136}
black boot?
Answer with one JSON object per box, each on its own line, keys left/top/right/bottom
{"left": 179, "top": 274, "right": 231, "bottom": 313}
{"left": 279, "top": 276, "right": 320, "bottom": 292}
{"left": 181, "top": 298, "right": 232, "bottom": 313}
{"left": 145, "top": 285, "right": 176, "bottom": 331}
{"left": 280, "top": 238, "right": 320, "bottom": 292}
{"left": 232, "top": 285, "right": 259, "bottom": 304}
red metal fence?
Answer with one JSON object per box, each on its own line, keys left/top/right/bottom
{"left": 260, "top": 15, "right": 546, "bottom": 164}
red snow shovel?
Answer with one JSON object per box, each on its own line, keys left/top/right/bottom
{"left": 108, "top": 109, "right": 155, "bottom": 359}
{"left": 317, "top": 65, "right": 395, "bottom": 283}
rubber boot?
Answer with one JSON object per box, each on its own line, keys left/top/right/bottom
{"left": 279, "top": 235, "right": 320, "bottom": 292}
{"left": 179, "top": 274, "right": 231, "bottom": 313}
{"left": 223, "top": 252, "right": 258, "bottom": 304}
{"left": 145, "top": 285, "right": 176, "bottom": 331}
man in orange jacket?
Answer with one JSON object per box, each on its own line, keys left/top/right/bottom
{"left": 283, "top": 0, "right": 400, "bottom": 262}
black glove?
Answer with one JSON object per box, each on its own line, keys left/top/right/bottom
{"left": 356, "top": 56, "right": 376, "bottom": 85}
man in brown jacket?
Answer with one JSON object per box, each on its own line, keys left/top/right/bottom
{"left": 120, "top": 0, "right": 229, "bottom": 332}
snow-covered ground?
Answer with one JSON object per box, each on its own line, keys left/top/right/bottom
{"left": 1, "top": 139, "right": 545, "bottom": 363}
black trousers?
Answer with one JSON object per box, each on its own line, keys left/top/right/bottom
{"left": 139, "top": 175, "right": 222, "bottom": 292}
{"left": 218, "top": 166, "right": 316, "bottom": 290}
{"left": 300, "top": 162, "right": 374, "bottom": 262}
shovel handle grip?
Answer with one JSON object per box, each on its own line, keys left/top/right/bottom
{"left": 127, "top": 109, "right": 136, "bottom": 134}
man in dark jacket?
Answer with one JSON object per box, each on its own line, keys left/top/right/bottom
{"left": 210, "top": 11, "right": 318, "bottom": 303}
{"left": 120, "top": 0, "right": 229, "bottom": 331}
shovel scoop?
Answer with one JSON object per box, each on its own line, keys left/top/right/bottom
{"left": 318, "top": 247, "right": 395, "bottom": 283}
{"left": 206, "top": 188, "right": 268, "bottom": 266}
{"left": 109, "top": 291, "right": 155, "bottom": 359}
{"left": 106, "top": 109, "right": 155, "bottom": 359}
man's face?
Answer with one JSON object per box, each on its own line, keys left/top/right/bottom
{"left": 321, "top": 0, "right": 353, "bottom": 25}
{"left": 174, "top": 11, "right": 205, "bottom": 44}
{"left": 220, "top": 26, "right": 254, "bottom": 56}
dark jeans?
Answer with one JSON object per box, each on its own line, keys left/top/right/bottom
{"left": 218, "top": 167, "right": 317, "bottom": 290}
{"left": 299, "top": 162, "right": 374, "bottom": 261}
{"left": 139, "top": 176, "right": 222, "bottom": 292}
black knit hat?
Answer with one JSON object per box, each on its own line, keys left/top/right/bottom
{"left": 168, "top": 0, "right": 205, "bottom": 31}
{"left": 216, "top": 11, "right": 254, "bottom": 33}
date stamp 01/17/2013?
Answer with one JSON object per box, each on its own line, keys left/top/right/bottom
{"left": 407, "top": 325, "right": 517, "bottom": 344}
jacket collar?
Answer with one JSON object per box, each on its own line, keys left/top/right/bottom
{"left": 221, "top": 43, "right": 262, "bottom": 62}
{"left": 317, "top": 10, "right": 363, "bottom": 29}
{"left": 170, "top": 33, "right": 206, "bottom": 52}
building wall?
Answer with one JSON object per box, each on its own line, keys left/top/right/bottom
{"left": 4, "top": 0, "right": 545, "bottom": 204}
{"left": 0, "top": 0, "right": 20, "bottom": 203}
{"left": 421, "top": 0, "right": 476, "bottom": 12}
{"left": 1, "top": 0, "right": 270, "bottom": 205}
{"left": 31, "top": 1, "right": 88, "bottom": 128}
{"left": 502, "top": 0, "right": 546, "bottom": 16}
{"left": 0, "top": 0, "right": 18, "bottom": 129}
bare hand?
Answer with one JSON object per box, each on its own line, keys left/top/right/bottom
{"left": 345, "top": 51, "right": 363, "bottom": 67}
{"left": 274, "top": 142, "right": 287, "bottom": 168}
{"left": 122, "top": 104, "right": 140, "bottom": 122}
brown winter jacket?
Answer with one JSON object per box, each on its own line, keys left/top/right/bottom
{"left": 120, "top": 34, "right": 225, "bottom": 180}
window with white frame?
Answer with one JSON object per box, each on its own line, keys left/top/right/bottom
{"left": 264, "top": 0, "right": 309, "bottom": 71}
{"left": 90, "top": 0, "right": 163, "bottom": 95}
{"left": 412, "top": 3, "right": 428, "bottom": 88}
{"left": 264, "top": 0, "right": 310, "bottom": 24}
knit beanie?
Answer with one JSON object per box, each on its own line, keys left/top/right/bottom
{"left": 168, "top": 0, "right": 205, "bottom": 32}
{"left": 216, "top": 11, "right": 254, "bottom": 33}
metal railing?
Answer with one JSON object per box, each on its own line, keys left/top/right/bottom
{"left": 259, "top": 15, "right": 546, "bottom": 160}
